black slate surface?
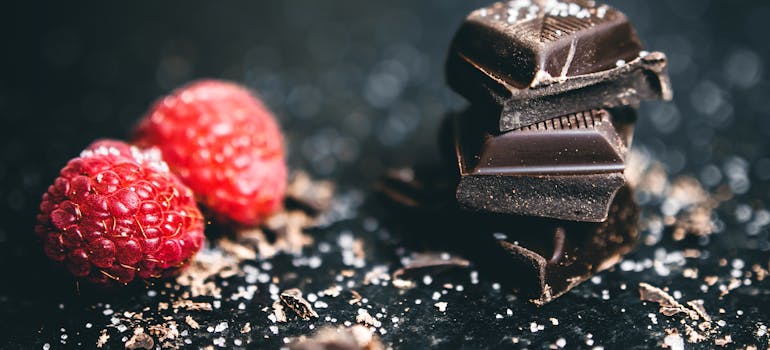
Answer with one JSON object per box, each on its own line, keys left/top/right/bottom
{"left": 1, "top": 1, "right": 770, "bottom": 349}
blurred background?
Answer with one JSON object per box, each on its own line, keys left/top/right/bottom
{"left": 1, "top": 0, "right": 769, "bottom": 289}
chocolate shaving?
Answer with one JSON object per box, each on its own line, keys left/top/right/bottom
{"left": 684, "top": 325, "right": 705, "bottom": 344}
{"left": 125, "top": 331, "right": 154, "bottom": 350}
{"left": 96, "top": 329, "right": 109, "bottom": 348}
{"left": 290, "top": 325, "right": 384, "bottom": 350}
{"left": 639, "top": 283, "right": 699, "bottom": 320}
{"left": 241, "top": 323, "right": 251, "bottom": 334}
{"left": 148, "top": 322, "right": 179, "bottom": 342}
{"left": 184, "top": 316, "right": 200, "bottom": 330}
{"left": 349, "top": 290, "right": 363, "bottom": 306}
{"left": 392, "top": 252, "right": 470, "bottom": 279}
{"left": 273, "top": 300, "right": 288, "bottom": 323}
{"left": 714, "top": 335, "right": 732, "bottom": 347}
{"left": 286, "top": 171, "right": 335, "bottom": 214}
{"left": 280, "top": 288, "right": 319, "bottom": 320}
{"left": 171, "top": 300, "right": 213, "bottom": 311}
{"left": 686, "top": 300, "right": 711, "bottom": 322}
{"left": 355, "top": 309, "right": 382, "bottom": 328}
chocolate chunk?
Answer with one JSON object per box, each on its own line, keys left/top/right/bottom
{"left": 476, "top": 185, "right": 639, "bottom": 305}
{"left": 377, "top": 169, "right": 639, "bottom": 305}
{"left": 453, "top": 107, "right": 635, "bottom": 222}
{"left": 280, "top": 288, "right": 319, "bottom": 320}
{"left": 447, "top": 0, "right": 671, "bottom": 131}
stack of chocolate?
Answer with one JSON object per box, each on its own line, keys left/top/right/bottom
{"left": 437, "top": 0, "right": 672, "bottom": 303}
{"left": 446, "top": 0, "right": 672, "bottom": 223}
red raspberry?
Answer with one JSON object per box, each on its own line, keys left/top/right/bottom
{"left": 35, "top": 140, "right": 205, "bottom": 286}
{"left": 133, "top": 80, "right": 287, "bottom": 226}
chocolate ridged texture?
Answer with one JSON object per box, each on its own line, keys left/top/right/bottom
{"left": 455, "top": 108, "right": 631, "bottom": 177}
{"left": 453, "top": 107, "right": 635, "bottom": 222}
{"left": 446, "top": 0, "right": 672, "bottom": 131}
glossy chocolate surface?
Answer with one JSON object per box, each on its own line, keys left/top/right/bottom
{"left": 446, "top": 0, "right": 672, "bottom": 131}
{"left": 450, "top": 0, "right": 642, "bottom": 89}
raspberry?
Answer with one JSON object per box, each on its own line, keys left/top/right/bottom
{"left": 35, "top": 140, "right": 205, "bottom": 286}
{"left": 133, "top": 80, "right": 287, "bottom": 226}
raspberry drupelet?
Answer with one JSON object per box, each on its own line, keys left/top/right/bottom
{"left": 133, "top": 80, "right": 287, "bottom": 226}
{"left": 35, "top": 140, "right": 205, "bottom": 286}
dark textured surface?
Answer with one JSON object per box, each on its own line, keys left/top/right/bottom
{"left": 2, "top": 1, "right": 770, "bottom": 349}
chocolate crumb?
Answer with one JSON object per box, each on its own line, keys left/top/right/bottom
{"left": 704, "top": 276, "right": 719, "bottom": 286}
{"left": 280, "top": 288, "right": 319, "bottom": 320}
{"left": 286, "top": 171, "right": 335, "bottom": 214}
{"left": 392, "top": 278, "right": 416, "bottom": 290}
{"left": 96, "top": 329, "right": 109, "bottom": 348}
{"left": 290, "top": 325, "right": 383, "bottom": 350}
{"left": 686, "top": 300, "right": 711, "bottom": 322}
{"left": 714, "top": 335, "right": 733, "bottom": 347}
{"left": 241, "top": 323, "right": 251, "bottom": 334}
{"left": 752, "top": 264, "right": 768, "bottom": 281}
{"left": 322, "top": 286, "right": 342, "bottom": 297}
{"left": 184, "top": 316, "right": 200, "bottom": 330}
{"left": 355, "top": 309, "right": 381, "bottom": 328}
{"left": 639, "top": 283, "right": 699, "bottom": 320}
{"left": 684, "top": 325, "right": 705, "bottom": 343}
{"left": 148, "top": 322, "right": 179, "bottom": 343}
{"left": 349, "top": 291, "right": 363, "bottom": 306}
{"left": 125, "top": 331, "right": 154, "bottom": 350}
{"left": 171, "top": 300, "right": 213, "bottom": 311}
{"left": 273, "top": 300, "right": 288, "bottom": 323}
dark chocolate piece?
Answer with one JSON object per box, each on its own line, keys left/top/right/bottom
{"left": 280, "top": 288, "right": 319, "bottom": 320}
{"left": 446, "top": 0, "right": 672, "bottom": 131}
{"left": 481, "top": 185, "right": 639, "bottom": 305}
{"left": 377, "top": 169, "right": 639, "bottom": 305}
{"left": 453, "top": 107, "right": 635, "bottom": 222}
